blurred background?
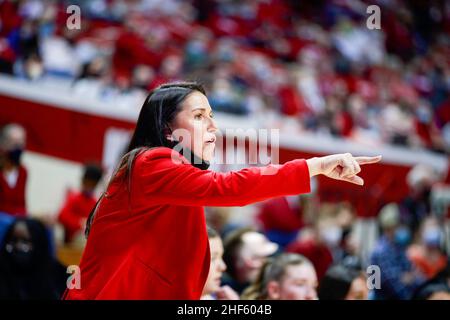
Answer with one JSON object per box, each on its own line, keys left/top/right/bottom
{"left": 0, "top": 0, "right": 449, "bottom": 300}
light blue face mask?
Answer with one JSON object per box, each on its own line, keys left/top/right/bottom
{"left": 423, "top": 227, "right": 441, "bottom": 247}
{"left": 394, "top": 227, "right": 411, "bottom": 247}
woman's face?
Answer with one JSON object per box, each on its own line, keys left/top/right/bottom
{"left": 202, "top": 237, "right": 226, "bottom": 296}
{"left": 171, "top": 91, "right": 218, "bottom": 162}
{"left": 4, "top": 221, "right": 35, "bottom": 270}
{"left": 345, "top": 276, "right": 368, "bottom": 300}
{"left": 268, "top": 263, "right": 318, "bottom": 300}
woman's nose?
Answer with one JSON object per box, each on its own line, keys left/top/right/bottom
{"left": 207, "top": 117, "right": 218, "bottom": 133}
{"left": 219, "top": 259, "right": 226, "bottom": 272}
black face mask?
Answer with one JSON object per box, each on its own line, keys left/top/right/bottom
{"left": 7, "top": 147, "right": 23, "bottom": 165}
{"left": 9, "top": 250, "right": 34, "bottom": 271}
{"left": 171, "top": 141, "right": 210, "bottom": 170}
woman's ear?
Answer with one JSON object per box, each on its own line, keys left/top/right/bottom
{"left": 163, "top": 128, "right": 173, "bottom": 141}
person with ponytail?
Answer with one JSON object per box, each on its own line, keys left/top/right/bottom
{"left": 63, "top": 81, "right": 381, "bottom": 300}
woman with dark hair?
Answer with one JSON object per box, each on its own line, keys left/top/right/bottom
{"left": 318, "top": 264, "right": 368, "bottom": 300}
{"left": 63, "top": 82, "right": 381, "bottom": 300}
{"left": 0, "top": 217, "right": 67, "bottom": 299}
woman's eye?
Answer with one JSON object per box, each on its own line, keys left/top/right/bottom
{"left": 295, "top": 281, "right": 307, "bottom": 287}
{"left": 194, "top": 114, "right": 203, "bottom": 120}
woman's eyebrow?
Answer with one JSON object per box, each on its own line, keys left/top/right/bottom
{"left": 192, "top": 107, "right": 211, "bottom": 112}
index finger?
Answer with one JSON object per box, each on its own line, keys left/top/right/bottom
{"left": 354, "top": 155, "right": 382, "bottom": 165}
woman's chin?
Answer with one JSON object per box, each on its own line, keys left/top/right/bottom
{"left": 203, "top": 285, "right": 217, "bottom": 296}
{"left": 202, "top": 151, "right": 214, "bottom": 162}
{"left": 203, "top": 156, "right": 214, "bottom": 162}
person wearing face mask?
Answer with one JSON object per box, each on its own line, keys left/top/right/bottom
{"left": 370, "top": 203, "right": 426, "bottom": 300}
{"left": 0, "top": 124, "right": 28, "bottom": 217}
{"left": 57, "top": 163, "right": 104, "bottom": 244}
{"left": 0, "top": 217, "right": 67, "bottom": 299}
{"left": 408, "top": 218, "right": 447, "bottom": 280}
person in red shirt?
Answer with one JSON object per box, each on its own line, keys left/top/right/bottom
{"left": 0, "top": 124, "right": 28, "bottom": 217}
{"left": 257, "top": 195, "right": 305, "bottom": 248}
{"left": 285, "top": 227, "right": 334, "bottom": 280}
{"left": 58, "top": 163, "right": 103, "bottom": 244}
{"left": 63, "top": 82, "right": 381, "bottom": 300}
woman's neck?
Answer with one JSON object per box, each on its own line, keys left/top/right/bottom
{"left": 175, "top": 145, "right": 210, "bottom": 170}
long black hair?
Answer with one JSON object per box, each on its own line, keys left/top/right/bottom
{"left": 317, "top": 264, "right": 363, "bottom": 300}
{"left": 85, "top": 82, "right": 206, "bottom": 237}
{"left": 0, "top": 218, "right": 67, "bottom": 299}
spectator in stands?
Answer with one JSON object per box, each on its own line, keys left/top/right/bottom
{"left": 72, "top": 56, "right": 109, "bottom": 99}
{"left": 222, "top": 227, "right": 278, "bottom": 294}
{"left": 285, "top": 226, "right": 334, "bottom": 280}
{"left": 401, "top": 164, "right": 439, "bottom": 234}
{"left": 0, "top": 217, "right": 67, "bottom": 299}
{"left": 413, "top": 258, "right": 450, "bottom": 300}
{"left": 209, "top": 77, "right": 248, "bottom": 115}
{"left": 256, "top": 195, "right": 305, "bottom": 248}
{"left": 414, "top": 282, "right": 450, "bottom": 300}
{"left": 370, "top": 203, "right": 425, "bottom": 300}
{"left": 0, "top": 0, "right": 447, "bottom": 156}
{"left": 408, "top": 217, "right": 447, "bottom": 280}
{"left": 58, "top": 163, "right": 103, "bottom": 244}
{"left": 241, "top": 253, "right": 318, "bottom": 300}
{"left": 0, "top": 124, "right": 28, "bottom": 216}
{"left": 318, "top": 264, "right": 368, "bottom": 300}
{"left": 0, "top": 212, "right": 15, "bottom": 247}
{"left": 201, "top": 227, "right": 239, "bottom": 300}
{"left": 40, "top": 28, "right": 81, "bottom": 79}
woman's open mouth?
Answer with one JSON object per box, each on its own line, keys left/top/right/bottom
{"left": 205, "top": 136, "right": 216, "bottom": 144}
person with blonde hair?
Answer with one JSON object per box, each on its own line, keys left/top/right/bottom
{"left": 242, "top": 253, "right": 318, "bottom": 300}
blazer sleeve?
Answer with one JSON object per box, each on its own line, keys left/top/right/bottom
{"left": 135, "top": 147, "right": 311, "bottom": 207}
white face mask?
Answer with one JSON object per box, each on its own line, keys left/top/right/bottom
{"left": 320, "top": 226, "right": 343, "bottom": 247}
{"left": 27, "top": 62, "right": 43, "bottom": 80}
{"left": 422, "top": 227, "right": 442, "bottom": 247}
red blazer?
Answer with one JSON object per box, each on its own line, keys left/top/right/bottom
{"left": 58, "top": 190, "right": 98, "bottom": 242}
{"left": 0, "top": 166, "right": 27, "bottom": 216}
{"left": 63, "top": 147, "right": 311, "bottom": 300}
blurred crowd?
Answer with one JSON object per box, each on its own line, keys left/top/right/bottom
{"left": 0, "top": 122, "right": 449, "bottom": 300}
{"left": 0, "top": 0, "right": 449, "bottom": 152}
{"left": 202, "top": 187, "right": 450, "bottom": 300}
